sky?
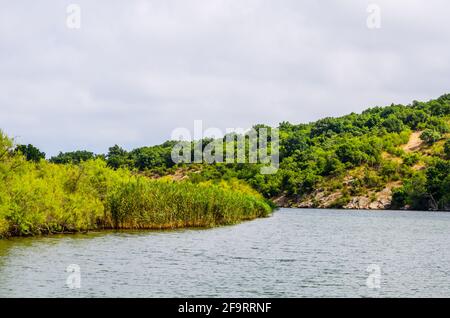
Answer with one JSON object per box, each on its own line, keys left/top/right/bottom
{"left": 0, "top": 0, "right": 449, "bottom": 156}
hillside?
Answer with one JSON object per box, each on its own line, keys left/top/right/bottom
{"left": 13, "top": 93, "right": 450, "bottom": 212}
{"left": 273, "top": 130, "right": 445, "bottom": 209}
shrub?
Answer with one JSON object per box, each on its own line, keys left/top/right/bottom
{"left": 0, "top": 150, "right": 273, "bottom": 237}
{"left": 444, "top": 139, "right": 450, "bottom": 159}
{"left": 108, "top": 178, "right": 272, "bottom": 229}
{"left": 420, "top": 129, "right": 442, "bottom": 145}
{"left": 403, "top": 153, "right": 420, "bottom": 166}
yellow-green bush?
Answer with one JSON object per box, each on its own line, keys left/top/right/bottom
{"left": 1, "top": 160, "right": 105, "bottom": 236}
{"left": 108, "top": 179, "right": 272, "bottom": 229}
{"left": 0, "top": 131, "right": 273, "bottom": 237}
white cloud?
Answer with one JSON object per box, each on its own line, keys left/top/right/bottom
{"left": 0, "top": 0, "right": 449, "bottom": 155}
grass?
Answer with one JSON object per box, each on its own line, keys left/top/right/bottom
{"left": 108, "top": 179, "right": 272, "bottom": 229}
{"left": 0, "top": 150, "right": 273, "bottom": 238}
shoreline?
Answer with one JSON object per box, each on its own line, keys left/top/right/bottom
{"left": 3, "top": 207, "right": 450, "bottom": 240}
{"left": 0, "top": 213, "right": 273, "bottom": 240}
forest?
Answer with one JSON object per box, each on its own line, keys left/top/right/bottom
{"left": 2, "top": 94, "right": 450, "bottom": 237}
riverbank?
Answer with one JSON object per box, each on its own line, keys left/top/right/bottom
{"left": 0, "top": 163, "right": 273, "bottom": 238}
{"left": 0, "top": 137, "right": 273, "bottom": 238}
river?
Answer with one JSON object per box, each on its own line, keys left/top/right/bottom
{"left": 0, "top": 208, "right": 449, "bottom": 297}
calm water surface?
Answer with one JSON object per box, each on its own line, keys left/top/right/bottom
{"left": 1, "top": 208, "right": 449, "bottom": 297}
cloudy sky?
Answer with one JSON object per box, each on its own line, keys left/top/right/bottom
{"left": 0, "top": 0, "right": 449, "bottom": 156}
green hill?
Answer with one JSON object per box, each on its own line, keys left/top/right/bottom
{"left": 80, "top": 93, "right": 450, "bottom": 211}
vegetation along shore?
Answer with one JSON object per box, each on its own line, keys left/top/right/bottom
{"left": 1, "top": 93, "right": 450, "bottom": 237}
{"left": 0, "top": 137, "right": 272, "bottom": 238}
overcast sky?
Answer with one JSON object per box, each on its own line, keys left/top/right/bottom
{"left": 1, "top": 0, "right": 449, "bottom": 156}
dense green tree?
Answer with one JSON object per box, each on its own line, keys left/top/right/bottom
{"left": 423, "top": 117, "right": 450, "bottom": 133}
{"left": 15, "top": 144, "right": 45, "bottom": 162}
{"left": 444, "top": 139, "right": 450, "bottom": 159}
{"left": 382, "top": 115, "right": 405, "bottom": 133}
{"left": 405, "top": 110, "right": 428, "bottom": 129}
{"left": 425, "top": 159, "right": 450, "bottom": 209}
{"left": 336, "top": 143, "right": 367, "bottom": 166}
{"left": 281, "top": 131, "right": 309, "bottom": 158}
{"left": 393, "top": 173, "right": 429, "bottom": 210}
{"left": 130, "top": 146, "right": 174, "bottom": 170}
{"left": 429, "top": 100, "right": 450, "bottom": 116}
{"left": 49, "top": 150, "right": 96, "bottom": 164}
{"left": 420, "top": 129, "right": 441, "bottom": 145}
{"left": 106, "top": 145, "right": 130, "bottom": 169}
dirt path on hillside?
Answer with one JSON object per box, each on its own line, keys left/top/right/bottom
{"left": 402, "top": 131, "right": 423, "bottom": 152}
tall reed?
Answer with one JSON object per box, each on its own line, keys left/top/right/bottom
{"left": 107, "top": 179, "right": 272, "bottom": 229}
{"left": 0, "top": 150, "right": 273, "bottom": 237}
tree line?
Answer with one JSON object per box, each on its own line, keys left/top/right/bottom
{"left": 12, "top": 93, "right": 450, "bottom": 211}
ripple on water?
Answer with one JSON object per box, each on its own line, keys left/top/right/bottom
{"left": 1, "top": 209, "right": 450, "bottom": 297}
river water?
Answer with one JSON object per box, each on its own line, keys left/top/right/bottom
{"left": 0, "top": 208, "right": 449, "bottom": 297}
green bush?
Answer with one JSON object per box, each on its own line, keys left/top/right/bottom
{"left": 444, "top": 139, "right": 450, "bottom": 159}
{"left": 403, "top": 153, "right": 420, "bottom": 166}
{"left": 108, "top": 179, "right": 271, "bottom": 229}
{"left": 420, "top": 129, "right": 442, "bottom": 145}
{"left": 0, "top": 136, "right": 272, "bottom": 238}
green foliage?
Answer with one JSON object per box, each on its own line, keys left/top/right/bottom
{"left": 402, "top": 153, "right": 420, "bottom": 166}
{"left": 426, "top": 117, "right": 450, "bottom": 133}
{"left": 3, "top": 92, "right": 450, "bottom": 228}
{"left": 153, "top": 94, "right": 449, "bottom": 208}
{"left": 420, "top": 129, "right": 442, "bottom": 145}
{"left": 391, "top": 173, "right": 429, "bottom": 210}
{"left": 50, "top": 150, "right": 96, "bottom": 164}
{"left": 404, "top": 109, "right": 428, "bottom": 129}
{"left": 0, "top": 137, "right": 272, "bottom": 238}
{"left": 15, "top": 144, "right": 45, "bottom": 162}
{"left": 104, "top": 143, "right": 178, "bottom": 172}
{"left": 444, "top": 139, "right": 450, "bottom": 159}
{"left": 106, "top": 145, "right": 131, "bottom": 169}
{"left": 336, "top": 143, "right": 367, "bottom": 166}
{"left": 425, "top": 159, "right": 450, "bottom": 209}
{"left": 391, "top": 159, "right": 450, "bottom": 210}
{"left": 130, "top": 145, "right": 175, "bottom": 170}
{"left": 363, "top": 169, "right": 384, "bottom": 189}
{"left": 383, "top": 115, "right": 405, "bottom": 133}
{"left": 380, "top": 160, "right": 401, "bottom": 181}
{"left": 108, "top": 179, "right": 271, "bottom": 229}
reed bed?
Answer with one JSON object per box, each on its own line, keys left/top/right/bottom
{"left": 0, "top": 156, "right": 273, "bottom": 238}
{"left": 107, "top": 179, "right": 272, "bottom": 229}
